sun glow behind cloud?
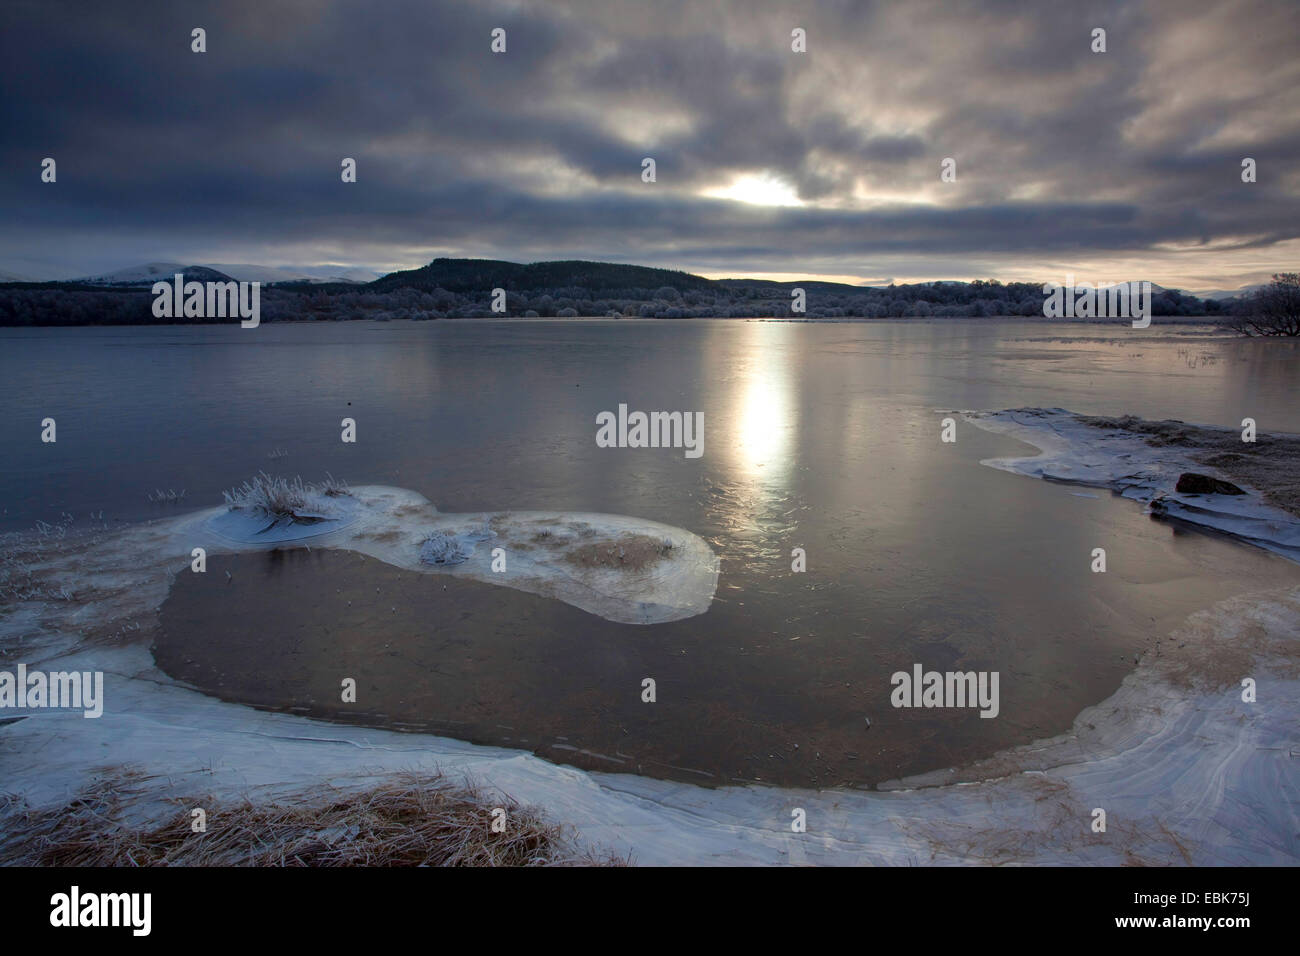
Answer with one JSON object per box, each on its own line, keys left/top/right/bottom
{"left": 4, "top": 0, "right": 1298, "bottom": 290}
{"left": 703, "top": 172, "right": 805, "bottom": 208}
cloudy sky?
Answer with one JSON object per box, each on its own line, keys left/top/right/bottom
{"left": 2, "top": 0, "right": 1297, "bottom": 289}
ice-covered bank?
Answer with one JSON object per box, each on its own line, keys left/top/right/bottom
{"left": 962, "top": 407, "right": 1300, "bottom": 562}
{"left": 196, "top": 483, "right": 718, "bottom": 625}
{"left": 1, "top": 476, "right": 1297, "bottom": 865}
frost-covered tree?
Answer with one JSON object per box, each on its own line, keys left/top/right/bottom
{"left": 1227, "top": 273, "right": 1300, "bottom": 336}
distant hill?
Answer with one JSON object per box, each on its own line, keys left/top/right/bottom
{"left": 77, "top": 262, "right": 201, "bottom": 284}
{"left": 77, "top": 262, "right": 235, "bottom": 285}
{"left": 74, "top": 262, "right": 377, "bottom": 285}
{"left": 1189, "top": 283, "right": 1267, "bottom": 301}
{"left": 203, "top": 264, "right": 380, "bottom": 284}
{"left": 716, "top": 277, "right": 879, "bottom": 294}
{"left": 370, "top": 258, "right": 717, "bottom": 293}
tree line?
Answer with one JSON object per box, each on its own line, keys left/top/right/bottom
{"left": 2, "top": 271, "right": 1293, "bottom": 328}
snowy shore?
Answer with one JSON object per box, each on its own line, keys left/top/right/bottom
{"left": 2, "top": 472, "right": 1297, "bottom": 865}
{"left": 961, "top": 407, "right": 1300, "bottom": 561}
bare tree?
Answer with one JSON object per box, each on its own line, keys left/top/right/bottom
{"left": 1226, "top": 273, "right": 1300, "bottom": 336}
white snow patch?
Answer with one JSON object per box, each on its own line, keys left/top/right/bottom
{"left": 961, "top": 407, "right": 1300, "bottom": 561}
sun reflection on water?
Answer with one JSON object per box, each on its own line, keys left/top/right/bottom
{"left": 731, "top": 322, "right": 797, "bottom": 484}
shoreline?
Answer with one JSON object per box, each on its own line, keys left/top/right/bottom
{"left": 961, "top": 408, "right": 1300, "bottom": 562}
{"left": 2, "top": 457, "right": 1297, "bottom": 864}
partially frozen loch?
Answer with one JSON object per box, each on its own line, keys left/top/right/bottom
{"left": 3, "top": 462, "right": 1298, "bottom": 865}
{"left": 5, "top": 316, "right": 1300, "bottom": 865}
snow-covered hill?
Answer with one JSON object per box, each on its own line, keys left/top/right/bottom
{"left": 73, "top": 262, "right": 379, "bottom": 285}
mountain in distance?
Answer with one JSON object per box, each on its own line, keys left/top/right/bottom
{"left": 72, "top": 262, "right": 378, "bottom": 286}
{"left": 204, "top": 264, "right": 382, "bottom": 284}
{"left": 72, "top": 262, "right": 196, "bottom": 284}
{"left": 369, "top": 258, "right": 716, "bottom": 294}
{"left": 1188, "top": 283, "right": 1268, "bottom": 301}
{"left": 716, "top": 276, "right": 877, "bottom": 293}
{"left": 717, "top": 275, "right": 897, "bottom": 290}
{"left": 74, "top": 262, "right": 236, "bottom": 285}
{"left": 714, "top": 275, "right": 1180, "bottom": 295}
{"left": 372, "top": 259, "right": 950, "bottom": 295}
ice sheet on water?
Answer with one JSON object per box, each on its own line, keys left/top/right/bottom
{"left": 961, "top": 407, "right": 1300, "bottom": 562}
{"left": 207, "top": 494, "right": 361, "bottom": 543}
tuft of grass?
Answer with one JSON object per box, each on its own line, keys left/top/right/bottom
{"left": 0, "top": 514, "right": 90, "bottom": 602}
{"left": 318, "top": 472, "right": 350, "bottom": 497}
{"left": 0, "top": 771, "right": 624, "bottom": 867}
{"left": 222, "top": 473, "right": 351, "bottom": 521}
{"left": 419, "top": 526, "right": 495, "bottom": 566}
{"left": 420, "top": 530, "right": 475, "bottom": 565}
{"left": 223, "top": 473, "right": 308, "bottom": 518}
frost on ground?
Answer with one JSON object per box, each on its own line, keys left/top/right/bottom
{"left": 1, "top": 477, "right": 1297, "bottom": 866}
{"left": 0, "top": 770, "right": 623, "bottom": 866}
{"left": 1074, "top": 413, "right": 1300, "bottom": 517}
{"left": 962, "top": 407, "right": 1300, "bottom": 561}
{"left": 215, "top": 473, "right": 355, "bottom": 539}
{"left": 419, "top": 527, "right": 496, "bottom": 566}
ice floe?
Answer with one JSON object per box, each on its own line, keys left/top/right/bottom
{"left": 191, "top": 484, "right": 718, "bottom": 625}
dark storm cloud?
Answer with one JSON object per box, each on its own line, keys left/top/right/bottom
{"left": 0, "top": 0, "right": 1296, "bottom": 283}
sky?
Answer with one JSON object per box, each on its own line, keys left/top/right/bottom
{"left": 2, "top": 0, "right": 1297, "bottom": 291}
